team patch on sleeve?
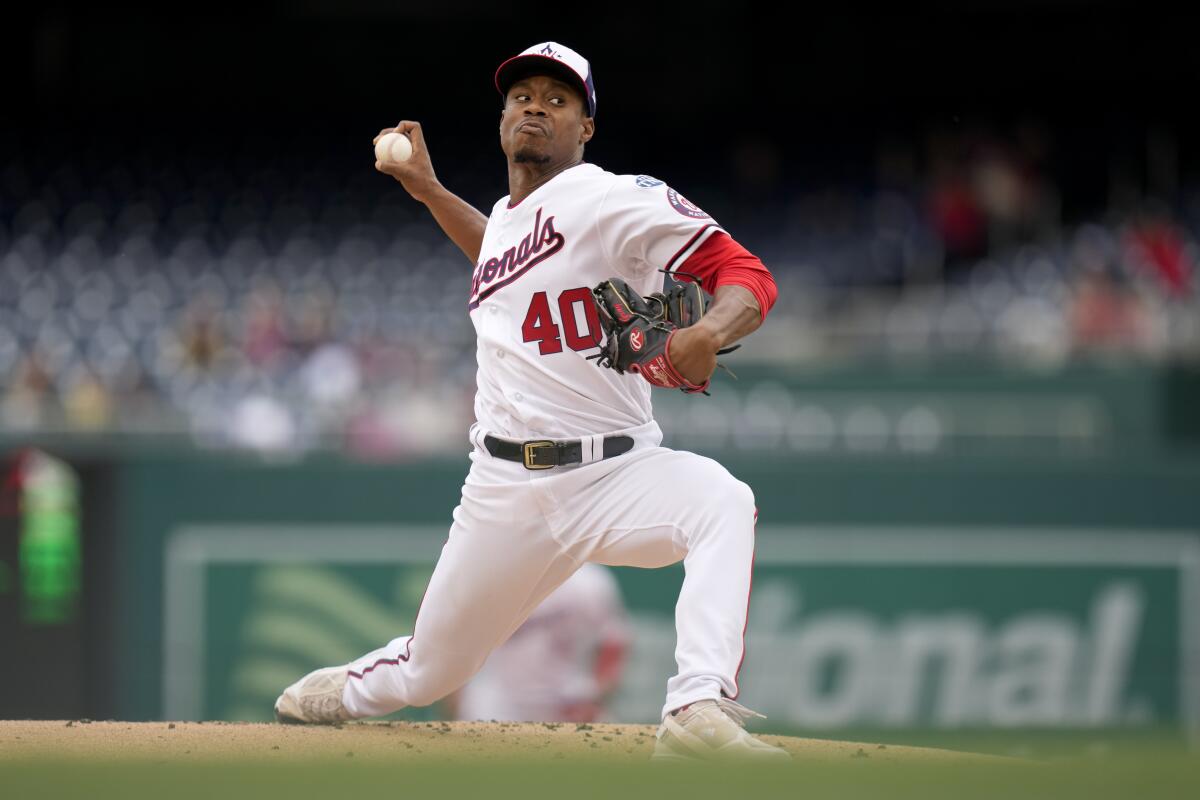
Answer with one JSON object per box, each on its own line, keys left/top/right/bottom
{"left": 635, "top": 175, "right": 664, "bottom": 188}
{"left": 667, "top": 188, "right": 711, "bottom": 219}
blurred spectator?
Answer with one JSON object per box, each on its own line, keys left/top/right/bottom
{"left": 927, "top": 156, "right": 987, "bottom": 269}
{"left": 242, "top": 283, "right": 287, "bottom": 369}
{"left": 926, "top": 123, "right": 1063, "bottom": 272}
{"left": 178, "top": 297, "right": 225, "bottom": 373}
{"left": 445, "top": 563, "right": 630, "bottom": 723}
{"left": 291, "top": 291, "right": 335, "bottom": 360}
{"left": 970, "top": 121, "right": 1059, "bottom": 252}
{"left": 230, "top": 394, "right": 298, "bottom": 453}
{"left": 1122, "top": 207, "right": 1195, "bottom": 297}
{"left": 300, "top": 341, "right": 361, "bottom": 410}
{"left": 2, "top": 352, "right": 53, "bottom": 430}
{"left": 62, "top": 368, "right": 112, "bottom": 430}
{"left": 1068, "top": 267, "right": 1154, "bottom": 354}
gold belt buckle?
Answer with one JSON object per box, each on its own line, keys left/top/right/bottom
{"left": 522, "top": 440, "right": 556, "bottom": 470}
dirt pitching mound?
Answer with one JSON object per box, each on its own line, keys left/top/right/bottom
{"left": 0, "top": 720, "right": 999, "bottom": 763}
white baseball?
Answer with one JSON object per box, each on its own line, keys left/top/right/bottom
{"left": 375, "top": 131, "right": 413, "bottom": 163}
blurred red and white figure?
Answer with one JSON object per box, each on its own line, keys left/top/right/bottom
{"left": 445, "top": 563, "right": 630, "bottom": 723}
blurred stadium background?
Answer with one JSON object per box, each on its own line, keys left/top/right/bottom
{"left": 2, "top": 0, "right": 1197, "bottom": 756}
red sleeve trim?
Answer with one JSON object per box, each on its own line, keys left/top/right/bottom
{"left": 676, "top": 232, "right": 777, "bottom": 321}
{"left": 664, "top": 224, "right": 719, "bottom": 272}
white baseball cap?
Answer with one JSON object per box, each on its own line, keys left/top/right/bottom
{"left": 494, "top": 41, "right": 597, "bottom": 118}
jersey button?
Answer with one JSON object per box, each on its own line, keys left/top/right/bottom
{"left": 489, "top": 306, "right": 498, "bottom": 314}
{"left": 497, "top": 350, "right": 505, "bottom": 359}
{"left": 514, "top": 392, "right": 524, "bottom": 402}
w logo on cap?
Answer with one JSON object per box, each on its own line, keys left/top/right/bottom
{"left": 540, "top": 44, "right": 560, "bottom": 58}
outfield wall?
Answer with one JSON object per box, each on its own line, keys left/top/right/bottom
{"left": 108, "top": 449, "right": 1200, "bottom": 734}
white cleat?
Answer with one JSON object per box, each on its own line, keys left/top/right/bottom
{"left": 274, "top": 665, "right": 355, "bottom": 725}
{"left": 652, "top": 698, "right": 792, "bottom": 762}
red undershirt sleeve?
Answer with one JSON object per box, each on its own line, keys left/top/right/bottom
{"left": 673, "top": 231, "right": 778, "bottom": 321}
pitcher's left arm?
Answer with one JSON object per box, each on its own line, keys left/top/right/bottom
{"left": 666, "top": 233, "right": 778, "bottom": 386}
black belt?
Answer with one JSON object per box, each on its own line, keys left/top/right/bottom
{"left": 483, "top": 434, "right": 634, "bottom": 470}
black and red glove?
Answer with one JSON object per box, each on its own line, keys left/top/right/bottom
{"left": 589, "top": 276, "right": 732, "bottom": 394}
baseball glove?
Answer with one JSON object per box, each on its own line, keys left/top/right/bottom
{"left": 589, "top": 273, "right": 738, "bottom": 394}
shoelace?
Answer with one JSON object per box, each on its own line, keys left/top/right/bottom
{"left": 714, "top": 697, "right": 767, "bottom": 728}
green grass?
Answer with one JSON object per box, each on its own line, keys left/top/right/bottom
{"left": 2, "top": 751, "right": 1198, "bottom": 800}
{"left": 775, "top": 725, "right": 1194, "bottom": 760}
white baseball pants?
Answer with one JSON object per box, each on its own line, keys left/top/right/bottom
{"left": 340, "top": 421, "right": 757, "bottom": 721}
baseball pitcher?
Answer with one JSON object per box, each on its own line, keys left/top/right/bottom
{"left": 275, "top": 41, "right": 787, "bottom": 762}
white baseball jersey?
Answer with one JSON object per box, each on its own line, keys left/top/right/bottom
{"left": 469, "top": 163, "right": 725, "bottom": 440}
{"left": 456, "top": 563, "right": 629, "bottom": 722}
